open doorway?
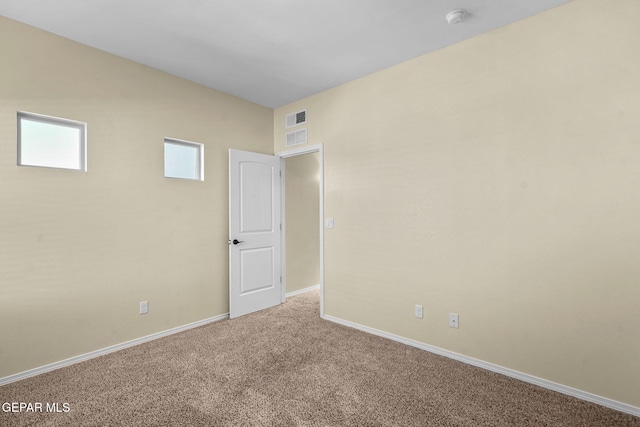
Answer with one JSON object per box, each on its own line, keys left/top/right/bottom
{"left": 278, "top": 144, "right": 324, "bottom": 317}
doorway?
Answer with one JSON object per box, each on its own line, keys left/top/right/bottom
{"left": 278, "top": 144, "right": 324, "bottom": 317}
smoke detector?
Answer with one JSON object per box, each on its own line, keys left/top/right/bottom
{"left": 446, "top": 9, "right": 466, "bottom": 25}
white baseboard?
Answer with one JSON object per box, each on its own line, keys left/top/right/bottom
{"left": 322, "top": 314, "right": 640, "bottom": 418}
{"left": 0, "top": 313, "right": 229, "bottom": 387}
{"left": 286, "top": 284, "right": 320, "bottom": 298}
{"left": 4, "top": 305, "right": 637, "bottom": 418}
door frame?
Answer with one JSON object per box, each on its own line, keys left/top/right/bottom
{"left": 276, "top": 144, "right": 325, "bottom": 318}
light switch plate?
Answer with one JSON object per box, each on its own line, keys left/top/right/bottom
{"left": 325, "top": 218, "right": 334, "bottom": 229}
{"left": 140, "top": 301, "right": 149, "bottom": 315}
{"left": 449, "top": 313, "right": 459, "bottom": 328}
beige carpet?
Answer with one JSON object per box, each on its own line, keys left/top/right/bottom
{"left": 1, "top": 290, "right": 638, "bottom": 426}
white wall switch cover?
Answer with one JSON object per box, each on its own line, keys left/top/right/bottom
{"left": 449, "top": 313, "right": 459, "bottom": 328}
{"left": 140, "top": 301, "right": 149, "bottom": 315}
{"left": 415, "top": 305, "right": 423, "bottom": 319}
{"left": 325, "top": 218, "right": 334, "bottom": 229}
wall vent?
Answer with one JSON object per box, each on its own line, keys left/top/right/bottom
{"left": 285, "top": 128, "right": 307, "bottom": 147}
{"left": 285, "top": 109, "right": 306, "bottom": 128}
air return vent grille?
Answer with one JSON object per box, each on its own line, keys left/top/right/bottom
{"left": 285, "top": 109, "right": 306, "bottom": 128}
{"left": 285, "top": 128, "right": 307, "bottom": 147}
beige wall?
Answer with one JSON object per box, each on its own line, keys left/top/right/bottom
{"left": 285, "top": 153, "right": 320, "bottom": 293}
{"left": 0, "top": 17, "right": 273, "bottom": 377}
{"left": 275, "top": 0, "right": 640, "bottom": 407}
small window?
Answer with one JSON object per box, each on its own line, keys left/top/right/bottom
{"left": 164, "top": 138, "right": 204, "bottom": 181}
{"left": 18, "top": 111, "right": 87, "bottom": 171}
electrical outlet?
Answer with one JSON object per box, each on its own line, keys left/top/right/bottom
{"left": 139, "top": 300, "right": 149, "bottom": 315}
{"left": 415, "top": 305, "right": 423, "bottom": 319}
{"left": 449, "top": 313, "right": 459, "bottom": 328}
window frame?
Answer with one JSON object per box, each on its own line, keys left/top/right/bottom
{"left": 17, "top": 111, "right": 87, "bottom": 172}
{"left": 163, "top": 137, "right": 204, "bottom": 181}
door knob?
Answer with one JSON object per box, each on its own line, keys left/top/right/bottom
{"left": 232, "top": 239, "right": 244, "bottom": 245}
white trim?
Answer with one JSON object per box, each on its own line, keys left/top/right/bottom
{"left": 277, "top": 144, "right": 325, "bottom": 318}
{"left": 0, "top": 313, "right": 228, "bottom": 387}
{"left": 280, "top": 160, "right": 287, "bottom": 304}
{"left": 322, "top": 314, "right": 640, "bottom": 418}
{"left": 286, "top": 284, "right": 320, "bottom": 298}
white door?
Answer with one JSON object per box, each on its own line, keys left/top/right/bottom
{"left": 229, "top": 149, "right": 282, "bottom": 319}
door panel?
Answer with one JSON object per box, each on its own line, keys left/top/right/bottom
{"left": 240, "top": 162, "right": 274, "bottom": 232}
{"left": 229, "top": 149, "right": 281, "bottom": 319}
{"left": 240, "top": 247, "right": 275, "bottom": 295}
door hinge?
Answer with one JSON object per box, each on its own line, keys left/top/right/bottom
{"left": 280, "top": 223, "right": 282, "bottom": 231}
{"left": 280, "top": 276, "right": 282, "bottom": 284}
{"left": 279, "top": 170, "right": 282, "bottom": 177}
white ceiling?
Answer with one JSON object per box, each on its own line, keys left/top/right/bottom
{"left": 0, "top": 0, "right": 572, "bottom": 108}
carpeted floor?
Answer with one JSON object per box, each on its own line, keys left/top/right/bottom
{"left": 1, "top": 290, "right": 638, "bottom": 426}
